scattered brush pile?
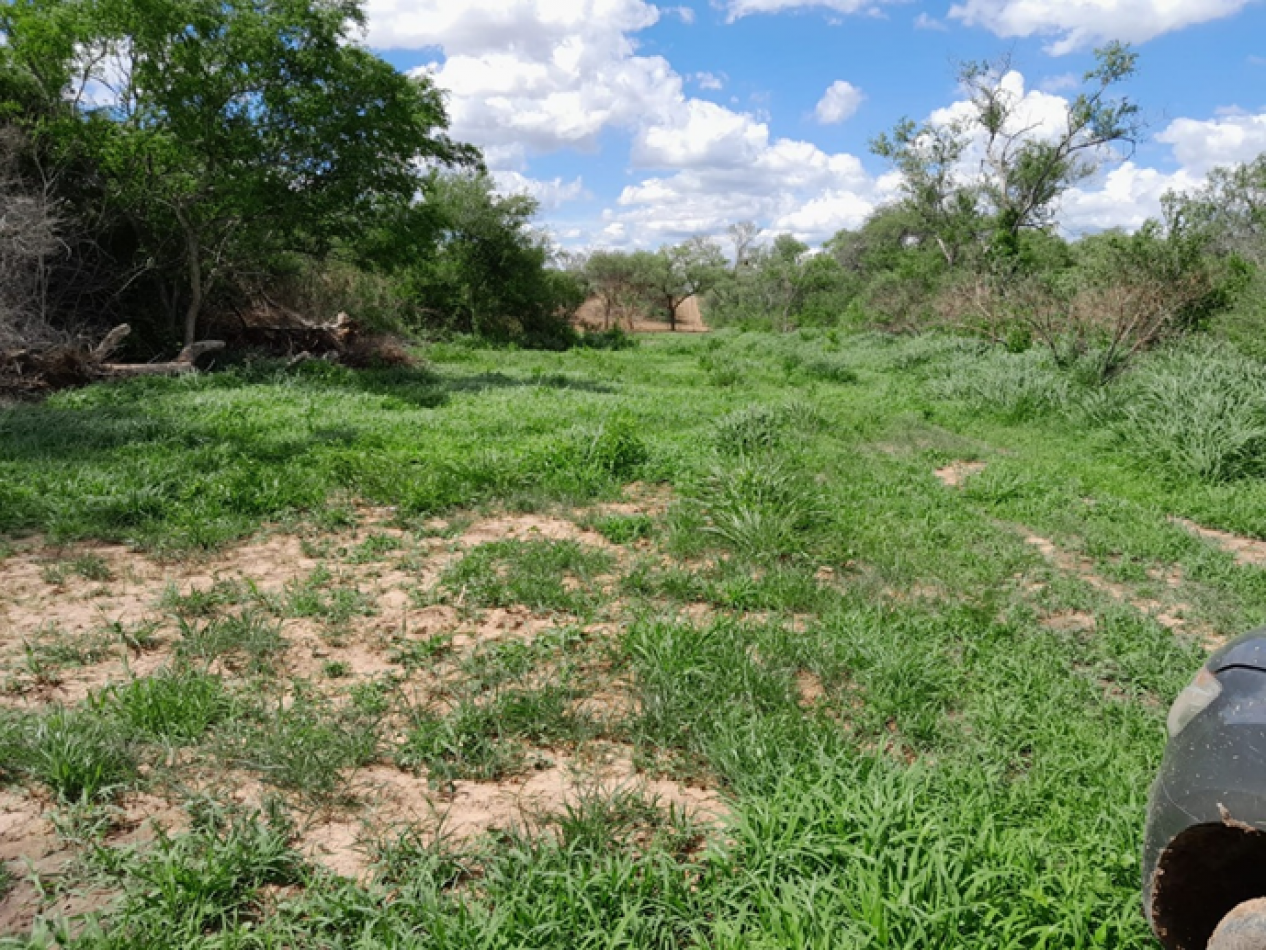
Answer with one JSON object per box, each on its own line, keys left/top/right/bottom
{"left": 1, "top": 313, "right": 417, "bottom": 398}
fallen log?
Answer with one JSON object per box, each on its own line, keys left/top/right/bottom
{"left": 104, "top": 339, "right": 225, "bottom": 377}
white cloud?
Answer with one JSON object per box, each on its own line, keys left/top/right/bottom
{"left": 814, "top": 80, "right": 864, "bottom": 124}
{"left": 665, "top": 5, "right": 696, "bottom": 23}
{"left": 362, "top": 0, "right": 1266, "bottom": 249}
{"left": 633, "top": 99, "right": 771, "bottom": 169}
{"left": 492, "top": 171, "right": 589, "bottom": 210}
{"left": 913, "top": 12, "right": 948, "bottom": 30}
{"left": 610, "top": 121, "right": 888, "bottom": 244}
{"left": 723, "top": 0, "right": 890, "bottom": 23}
{"left": 947, "top": 0, "right": 1255, "bottom": 55}
{"left": 370, "top": 0, "right": 679, "bottom": 163}
{"left": 1156, "top": 112, "right": 1266, "bottom": 175}
{"left": 1060, "top": 162, "right": 1198, "bottom": 234}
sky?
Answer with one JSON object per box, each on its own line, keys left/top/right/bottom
{"left": 360, "top": 0, "right": 1266, "bottom": 250}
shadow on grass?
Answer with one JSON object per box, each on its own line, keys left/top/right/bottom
{"left": 0, "top": 363, "right": 617, "bottom": 465}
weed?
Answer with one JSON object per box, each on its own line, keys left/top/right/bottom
{"left": 442, "top": 539, "right": 614, "bottom": 613}
{"left": 713, "top": 401, "right": 825, "bottom": 454}
{"left": 92, "top": 669, "right": 231, "bottom": 743}
{"left": 686, "top": 456, "right": 825, "bottom": 560}
{"left": 547, "top": 786, "right": 690, "bottom": 855}
{"left": 396, "top": 702, "right": 526, "bottom": 784}
{"left": 284, "top": 566, "right": 375, "bottom": 627}
{"left": 160, "top": 579, "right": 249, "bottom": 618}
{"left": 100, "top": 808, "right": 302, "bottom": 941}
{"left": 800, "top": 355, "right": 859, "bottom": 384}
{"left": 388, "top": 632, "right": 453, "bottom": 670}
{"left": 586, "top": 512, "right": 654, "bottom": 544}
{"left": 234, "top": 693, "right": 379, "bottom": 804}
{"left": 176, "top": 609, "right": 285, "bottom": 673}
{"left": 10, "top": 708, "right": 137, "bottom": 801}
{"left": 323, "top": 660, "right": 351, "bottom": 679}
{"left": 346, "top": 532, "right": 404, "bottom": 563}
{"left": 1106, "top": 342, "right": 1266, "bottom": 483}
{"left": 41, "top": 552, "right": 114, "bottom": 585}
{"left": 397, "top": 686, "right": 584, "bottom": 784}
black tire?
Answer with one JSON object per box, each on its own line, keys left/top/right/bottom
{"left": 1210, "top": 898, "right": 1266, "bottom": 950}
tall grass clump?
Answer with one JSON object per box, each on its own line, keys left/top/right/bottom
{"left": 92, "top": 669, "right": 232, "bottom": 743}
{"left": 687, "top": 456, "right": 824, "bottom": 560}
{"left": 930, "top": 347, "right": 1071, "bottom": 422}
{"left": 1103, "top": 341, "right": 1266, "bottom": 483}
{"left": 712, "top": 400, "right": 825, "bottom": 455}
{"left": 7, "top": 708, "right": 137, "bottom": 801}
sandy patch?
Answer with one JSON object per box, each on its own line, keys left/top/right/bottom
{"left": 457, "top": 514, "right": 615, "bottom": 552}
{"left": 295, "top": 752, "right": 723, "bottom": 881}
{"left": 933, "top": 461, "right": 986, "bottom": 488}
{"left": 1174, "top": 518, "right": 1266, "bottom": 569}
{"left": 574, "top": 296, "right": 709, "bottom": 335}
{"left": 1021, "top": 530, "right": 1222, "bottom": 646}
{"left": 795, "top": 671, "right": 826, "bottom": 708}
{"left": 1041, "top": 610, "right": 1098, "bottom": 634}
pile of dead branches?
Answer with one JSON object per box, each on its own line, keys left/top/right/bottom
{"left": 0, "top": 325, "right": 225, "bottom": 397}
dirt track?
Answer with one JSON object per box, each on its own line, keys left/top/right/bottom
{"left": 575, "top": 295, "right": 708, "bottom": 334}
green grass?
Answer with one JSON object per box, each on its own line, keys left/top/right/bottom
{"left": 440, "top": 539, "right": 615, "bottom": 613}
{"left": 7, "top": 329, "right": 1266, "bottom": 946}
{"left": 91, "top": 668, "right": 232, "bottom": 743}
{"left": 2, "top": 707, "right": 137, "bottom": 802}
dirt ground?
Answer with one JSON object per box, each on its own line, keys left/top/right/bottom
{"left": 574, "top": 296, "right": 709, "bottom": 334}
{"left": 0, "top": 492, "right": 721, "bottom": 926}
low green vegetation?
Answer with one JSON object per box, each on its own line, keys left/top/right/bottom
{"left": 4, "top": 328, "right": 1265, "bottom": 947}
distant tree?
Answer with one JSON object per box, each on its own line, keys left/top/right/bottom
{"left": 871, "top": 43, "right": 1143, "bottom": 271}
{"left": 1169, "top": 154, "right": 1266, "bottom": 266}
{"left": 0, "top": 0, "right": 476, "bottom": 346}
{"left": 583, "top": 250, "right": 642, "bottom": 329}
{"left": 632, "top": 237, "right": 726, "bottom": 331}
{"left": 726, "top": 220, "right": 759, "bottom": 273}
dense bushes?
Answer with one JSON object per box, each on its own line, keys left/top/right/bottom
{"left": 0, "top": 0, "right": 580, "bottom": 356}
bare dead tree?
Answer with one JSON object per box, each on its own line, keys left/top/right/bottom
{"left": 0, "top": 127, "right": 67, "bottom": 350}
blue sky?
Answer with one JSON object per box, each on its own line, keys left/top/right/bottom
{"left": 365, "top": 0, "right": 1266, "bottom": 249}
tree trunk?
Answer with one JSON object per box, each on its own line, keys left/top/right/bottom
{"left": 182, "top": 229, "right": 202, "bottom": 348}
{"left": 667, "top": 295, "right": 677, "bottom": 332}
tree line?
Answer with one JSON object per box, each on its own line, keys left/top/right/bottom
{"left": 0, "top": 0, "right": 586, "bottom": 357}
{"left": 2, "top": 13, "right": 1261, "bottom": 368}
{"left": 580, "top": 45, "right": 1261, "bottom": 380}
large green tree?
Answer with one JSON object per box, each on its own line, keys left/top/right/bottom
{"left": 404, "top": 172, "right": 583, "bottom": 347}
{"left": 0, "top": 0, "right": 476, "bottom": 345}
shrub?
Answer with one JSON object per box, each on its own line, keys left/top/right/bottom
{"left": 688, "top": 456, "right": 825, "bottom": 560}
{"left": 1106, "top": 342, "right": 1266, "bottom": 483}
{"left": 930, "top": 348, "right": 1071, "bottom": 422}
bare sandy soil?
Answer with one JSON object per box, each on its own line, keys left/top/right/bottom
{"left": 0, "top": 493, "right": 722, "bottom": 928}
{"left": 574, "top": 295, "right": 709, "bottom": 334}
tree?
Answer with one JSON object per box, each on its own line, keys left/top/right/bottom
{"left": 0, "top": 0, "right": 476, "bottom": 346}
{"left": 582, "top": 250, "right": 642, "bottom": 330}
{"left": 726, "top": 221, "right": 759, "bottom": 273}
{"left": 870, "top": 119, "right": 981, "bottom": 267}
{"left": 871, "top": 43, "right": 1143, "bottom": 271}
{"left": 1169, "top": 154, "right": 1266, "bottom": 266}
{"left": 963, "top": 43, "right": 1142, "bottom": 263}
{"left": 404, "top": 172, "right": 582, "bottom": 347}
{"left": 632, "top": 237, "right": 726, "bottom": 331}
